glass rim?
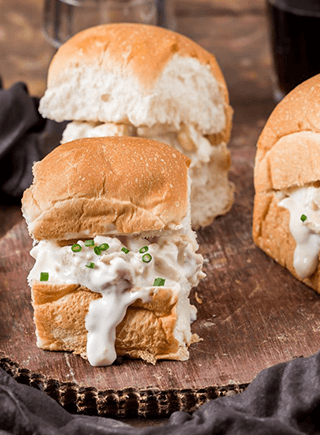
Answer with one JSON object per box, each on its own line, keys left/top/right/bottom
{"left": 58, "top": 0, "right": 157, "bottom": 6}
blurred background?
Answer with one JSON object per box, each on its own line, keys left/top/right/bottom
{"left": 0, "top": 0, "right": 270, "bottom": 101}
{"left": 0, "top": 0, "right": 273, "bottom": 233}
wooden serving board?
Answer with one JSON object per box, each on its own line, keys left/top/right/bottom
{"left": 1, "top": 145, "right": 320, "bottom": 417}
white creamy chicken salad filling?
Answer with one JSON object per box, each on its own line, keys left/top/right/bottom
{"left": 278, "top": 185, "right": 320, "bottom": 280}
{"left": 29, "top": 234, "right": 204, "bottom": 366}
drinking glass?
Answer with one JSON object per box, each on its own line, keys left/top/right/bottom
{"left": 43, "top": 0, "right": 176, "bottom": 48}
{"left": 266, "top": 0, "right": 320, "bottom": 101}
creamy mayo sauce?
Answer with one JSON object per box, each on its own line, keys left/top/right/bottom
{"left": 29, "top": 234, "right": 204, "bottom": 366}
{"left": 278, "top": 186, "right": 320, "bottom": 280}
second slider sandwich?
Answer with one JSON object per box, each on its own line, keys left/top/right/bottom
{"left": 22, "top": 136, "right": 205, "bottom": 366}
{"left": 39, "top": 23, "right": 234, "bottom": 229}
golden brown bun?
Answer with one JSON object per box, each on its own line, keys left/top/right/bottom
{"left": 48, "top": 23, "right": 227, "bottom": 91}
{"left": 253, "top": 74, "right": 320, "bottom": 293}
{"left": 255, "top": 74, "right": 320, "bottom": 172}
{"left": 22, "top": 136, "right": 191, "bottom": 241}
{"left": 32, "top": 282, "right": 193, "bottom": 363}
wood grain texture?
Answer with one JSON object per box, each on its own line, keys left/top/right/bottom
{"left": 1, "top": 144, "right": 320, "bottom": 416}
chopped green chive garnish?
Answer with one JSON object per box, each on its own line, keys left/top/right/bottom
{"left": 142, "top": 253, "right": 152, "bottom": 263}
{"left": 121, "top": 247, "right": 129, "bottom": 254}
{"left": 71, "top": 243, "right": 82, "bottom": 253}
{"left": 300, "top": 214, "right": 307, "bottom": 222}
{"left": 85, "top": 262, "right": 95, "bottom": 269}
{"left": 85, "top": 240, "right": 95, "bottom": 247}
{"left": 139, "top": 246, "right": 149, "bottom": 254}
{"left": 99, "top": 243, "right": 109, "bottom": 251}
{"left": 153, "top": 277, "right": 165, "bottom": 287}
{"left": 40, "top": 272, "right": 49, "bottom": 282}
{"left": 94, "top": 246, "right": 101, "bottom": 255}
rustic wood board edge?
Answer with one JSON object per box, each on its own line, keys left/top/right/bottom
{"left": 0, "top": 355, "right": 248, "bottom": 418}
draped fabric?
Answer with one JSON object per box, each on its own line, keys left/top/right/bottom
{"left": 1, "top": 351, "right": 320, "bottom": 434}
{"left": 0, "top": 80, "right": 66, "bottom": 201}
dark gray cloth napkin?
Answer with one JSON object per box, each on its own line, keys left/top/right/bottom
{"left": 0, "top": 79, "right": 66, "bottom": 202}
{"left": 1, "top": 350, "right": 320, "bottom": 434}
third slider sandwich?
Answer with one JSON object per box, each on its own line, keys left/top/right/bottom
{"left": 253, "top": 74, "right": 320, "bottom": 293}
{"left": 22, "top": 136, "right": 205, "bottom": 366}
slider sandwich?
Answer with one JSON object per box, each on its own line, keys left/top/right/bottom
{"left": 22, "top": 136, "right": 205, "bottom": 366}
{"left": 39, "top": 23, "right": 234, "bottom": 229}
{"left": 253, "top": 74, "right": 320, "bottom": 292}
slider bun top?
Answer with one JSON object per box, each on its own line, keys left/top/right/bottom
{"left": 22, "top": 136, "right": 191, "bottom": 241}
{"left": 39, "top": 23, "right": 231, "bottom": 139}
{"left": 255, "top": 131, "right": 320, "bottom": 194}
{"left": 255, "top": 73, "right": 320, "bottom": 193}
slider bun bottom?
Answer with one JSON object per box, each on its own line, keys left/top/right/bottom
{"left": 32, "top": 283, "right": 193, "bottom": 364}
{"left": 253, "top": 192, "right": 320, "bottom": 294}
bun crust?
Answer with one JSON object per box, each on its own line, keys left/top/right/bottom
{"left": 255, "top": 74, "right": 320, "bottom": 172}
{"left": 39, "top": 23, "right": 232, "bottom": 139}
{"left": 253, "top": 74, "right": 320, "bottom": 293}
{"left": 255, "top": 131, "right": 320, "bottom": 194}
{"left": 32, "top": 282, "right": 192, "bottom": 363}
{"left": 48, "top": 23, "right": 226, "bottom": 92}
{"left": 22, "top": 136, "right": 191, "bottom": 241}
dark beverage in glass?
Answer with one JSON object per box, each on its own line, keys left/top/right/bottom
{"left": 266, "top": 0, "right": 320, "bottom": 100}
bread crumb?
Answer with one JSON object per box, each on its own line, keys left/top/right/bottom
{"left": 195, "top": 292, "right": 202, "bottom": 304}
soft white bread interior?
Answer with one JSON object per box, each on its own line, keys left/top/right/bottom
{"left": 39, "top": 23, "right": 234, "bottom": 228}
{"left": 253, "top": 74, "right": 320, "bottom": 293}
{"left": 39, "top": 23, "right": 231, "bottom": 135}
{"left": 22, "top": 136, "right": 190, "bottom": 241}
